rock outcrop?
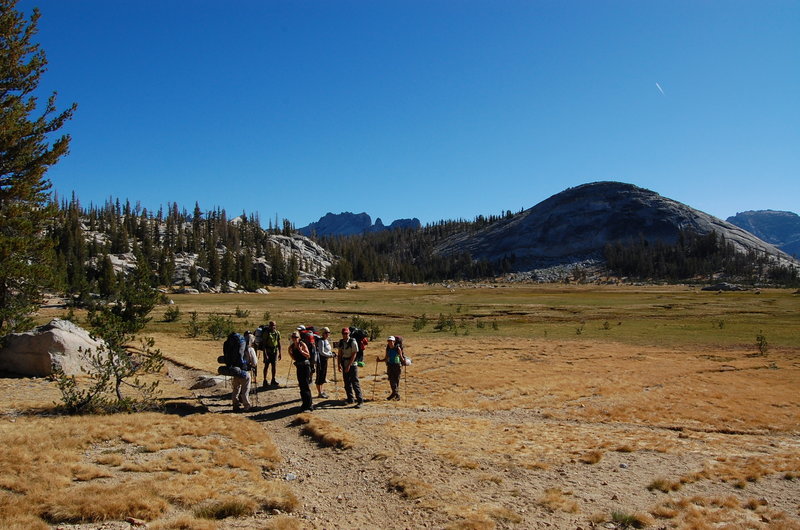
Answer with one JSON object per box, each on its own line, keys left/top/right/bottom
{"left": 0, "top": 319, "right": 105, "bottom": 377}
{"left": 435, "top": 182, "right": 795, "bottom": 272}
{"left": 727, "top": 210, "right": 800, "bottom": 258}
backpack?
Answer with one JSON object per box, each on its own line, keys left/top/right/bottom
{"left": 222, "top": 332, "right": 247, "bottom": 370}
{"left": 349, "top": 327, "right": 369, "bottom": 363}
{"left": 299, "top": 327, "right": 319, "bottom": 370}
{"left": 253, "top": 326, "right": 265, "bottom": 349}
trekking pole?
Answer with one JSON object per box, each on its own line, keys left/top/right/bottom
{"left": 333, "top": 359, "right": 339, "bottom": 400}
{"left": 285, "top": 359, "right": 293, "bottom": 388}
{"left": 404, "top": 363, "right": 408, "bottom": 403}
{"left": 371, "top": 359, "right": 379, "bottom": 402}
{"left": 252, "top": 366, "right": 259, "bottom": 407}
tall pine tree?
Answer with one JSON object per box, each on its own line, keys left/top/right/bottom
{"left": 0, "top": 0, "right": 76, "bottom": 334}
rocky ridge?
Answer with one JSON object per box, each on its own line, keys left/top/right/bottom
{"left": 298, "top": 211, "right": 421, "bottom": 237}
{"left": 727, "top": 210, "right": 800, "bottom": 258}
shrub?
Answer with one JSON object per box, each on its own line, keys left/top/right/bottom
{"left": 185, "top": 311, "right": 202, "bottom": 337}
{"left": 207, "top": 315, "right": 235, "bottom": 340}
{"left": 611, "top": 511, "right": 652, "bottom": 528}
{"left": 756, "top": 330, "right": 768, "bottom": 355}
{"left": 351, "top": 315, "right": 381, "bottom": 341}
{"left": 163, "top": 305, "right": 181, "bottom": 322}
{"left": 412, "top": 313, "right": 429, "bottom": 332}
{"left": 234, "top": 306, "right": 250, "bottom": 319}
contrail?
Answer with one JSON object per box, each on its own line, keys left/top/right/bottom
{"left": 655, "top": 82, "right": 665, "bottom": 95}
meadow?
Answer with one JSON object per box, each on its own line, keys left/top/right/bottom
{"left": 2, "top": 282, "right": 798, "bottom": 529}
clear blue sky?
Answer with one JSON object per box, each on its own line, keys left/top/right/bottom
{"left": 23, "top": 0, "right": 799, "bottom": 227}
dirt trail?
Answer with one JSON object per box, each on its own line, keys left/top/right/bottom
{"left": 170, "top": 361, "right": 800, "bottom": 529}
{"left": 172, "top": 361, "right": 449, "bottom": 529}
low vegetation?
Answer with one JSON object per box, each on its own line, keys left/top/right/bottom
{"left": 0, "top": 412, "right": 295, "bottom": 528}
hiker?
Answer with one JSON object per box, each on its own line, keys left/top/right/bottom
{"left": 376, "top": 336, "right": 406, "bottom": 401}
{"left": 288, "top": 331, "right": 313, "bottom": 412}
{"left": 231, "top": 333, "right": 257, "bottom": 412}
{"left": 315, "top": 327, "right": 335, "bottom": 398}
{"left": 337, "top": 327, "right": 363, "bottom": 408}
{"left": 261, "top": 321, "right": 281, "bottom": 388}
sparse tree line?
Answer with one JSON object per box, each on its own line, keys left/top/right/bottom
{"left": 47, "top": 196, "right": 305, "bottom": 302}
{"left": 603, "top": 230, "right": 799, "bottom": 286}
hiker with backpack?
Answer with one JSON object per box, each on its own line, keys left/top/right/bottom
{"left": 315, "top": 327, "right": 335, "bottom": 399}
{"left": 288, "top": 331, "right": 314, "bottom": 412}
{"left": 221, "top": 332, "right": 257, "bottom": 412}
{"left": 261, "top": 321, "right": 281, "bottom": 388}
{"left": 376, "top": 336, "right": 406, "bottom": 401}
{"left": 337, "top": 327, "right": 363, "bottom": 408}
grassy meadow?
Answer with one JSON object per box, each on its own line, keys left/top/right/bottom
{"left": 4, "top": 282, "right": 799, "bottom": 528}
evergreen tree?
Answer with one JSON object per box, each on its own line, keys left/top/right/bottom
{"left": 0, "top": 0, "right": 76, "bottom": 334}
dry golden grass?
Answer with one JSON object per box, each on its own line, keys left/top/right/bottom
{"left": 149, "top": 514, "right": 219, "bottom": 529}
{"left": 648, "top": 495, "right": 800, "bottom": 529}
{"left": 0, "top": 412, "right": 291, "bottom": 528}
{"left": 538, "top": 487, "right": 579, "bottom": 514}
{"left": 387, "top": 474, "right": 433, "bottom": 499}
{"left": 291, "top": 413, "right": 356, "bottom": 449}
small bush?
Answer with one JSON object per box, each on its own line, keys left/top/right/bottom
{"left": 351, "top": 315, "right": 381, "bottom": 341}
{"left": 412, "top": 313, "right": 429, "bottom": 332}
{"left": 206, "top": 315, "right": 235, "bottom": 340}
{"left": 234, "top": 306, "right": 250, "bottom": 319}
{"left": 611, "top": 511, "right": 652, "bottom": 528}
{"left": 163, "top": 305, "right": 181, "bottom": 322}
{"left": 185, "top": 311, "right": 202, "bottom": 337}
{"left": 756, "top": 330, "right": 768, "bottom": 355}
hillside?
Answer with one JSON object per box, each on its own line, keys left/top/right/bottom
{"left": 727, "top": 210, "right": 800, "bottom": 258}
{"left": 434, "top": 182, "right": 795, "bottom": 271}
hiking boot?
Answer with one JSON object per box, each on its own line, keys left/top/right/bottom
{"left": 346, "top": 398, "right": 354, "bottom": 404}
{"left": 270, "top": 379, "right": 278, "bottom": 387}
{"left": 393, "top": 394, "right": 401, "bottom": 401}
{"left": 318, "top": 392, "right": 329, "bottom": 399}
{"left": 386, "top": 393, "right": 396, "bottom": 401}
{"left": 354, "top": 401, "right": 363, "bottom": 409}
{"left": 262, "top": 381, "right": 269, "bottom": 389}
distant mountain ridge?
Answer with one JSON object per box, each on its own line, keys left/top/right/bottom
{"left": 435, "top": 182, "right": 795, "bottom": 272}
{"left": 298, "top": 212, "right": 421, "bottom": 237}
{"left": 726, "top": 210, "right": 800, "bottom": 258}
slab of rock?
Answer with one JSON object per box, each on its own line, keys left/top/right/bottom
{"left": 189, "top": 375, "right": 228, "bottom": 390}
{"left": 0, "top": 319, "right": 105, "bottom": 377}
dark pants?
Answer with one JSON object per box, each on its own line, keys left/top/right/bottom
{"left": 343, "top": 363, "right": 363, "bottom": 403}
{"left": 295, "top": 362, "right": 313, "bottom": 410}
{"left": 264, "top": 348, "right": 278, "bottom": 381}
{"left": 315, "top": 356, "right": 329, "bottom": 386}
{"left": 388, "top": 364, "right": 402, "bottom": 396}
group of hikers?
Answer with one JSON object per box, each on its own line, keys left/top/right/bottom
{"left": 220, "top": 321, "right": 408, "bottom": 413}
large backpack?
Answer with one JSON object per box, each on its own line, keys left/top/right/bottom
{"left": 223, "top": 332, "right": 247, "bottom": 369}
{"left": 299, "top": 327, "right": 319, "bottom": 369}
{"left": 349, "top": 327, "right": 369, "bottom": 363}
{"left": 253, "top": 326, "right": 265, "bottom": 349}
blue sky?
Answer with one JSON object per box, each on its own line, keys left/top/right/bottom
{"left": 23, "top": 0, "right": 799, "bottom": 227}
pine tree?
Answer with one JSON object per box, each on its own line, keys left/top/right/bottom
{"left": 0, "top": 0, "right": 76, "bottom": 334}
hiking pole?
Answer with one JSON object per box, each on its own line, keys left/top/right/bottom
{"left": 371, "top": 359, "right": 379, "bottom": 402}
{"left": 404, "top": 363, "right": 408, "bottom": 403}
{"left": 251, "top": 366, "right": 259, "bottom": 407}
{"left": 333, "top": 358, "right": 339, "bottom": 400}
{"left": 285, "top": 359, "right": 293, "bottom": 388}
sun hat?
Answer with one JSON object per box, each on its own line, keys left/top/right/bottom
{"left": 321, "top": 327, "right": 330, "bottom": 333}
{"left": 387, "top": 336, "right": 396, "bottom": 341}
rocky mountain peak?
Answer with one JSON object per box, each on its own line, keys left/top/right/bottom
{"left": 435, "top": 181, "right": 795, "bottom": 271}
